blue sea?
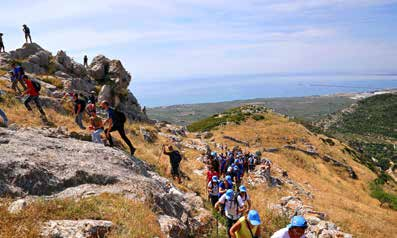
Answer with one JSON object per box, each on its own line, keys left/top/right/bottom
{"left": 130, "top": 74, "right": 397, "bottom": 107}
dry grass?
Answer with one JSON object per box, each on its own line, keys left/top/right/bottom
{"left": 0, "top": 194, "right": 162, "bottom": 238}
{"left": 204, "top": 113, "right": 397, "bottom": 237}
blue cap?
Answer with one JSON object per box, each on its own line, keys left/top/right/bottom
{"left": 225, "top": 175, "right": 233, "bottom": 183}
{"left": 287, "top": 216, "right": 308, "bottom": 229}
{"left": 239, "top": 185, "right": 247, "bottom": 193}
{"left": 247, "top": 210, "right": 261, "bottom": 226}
{"left": 233, "top": 166, "right": 239, "bottom": 171}
{"left": 212, "top": 176, "right": 218, "bottom": 182}
{"left": 211, "top": 151, "right": 217, "bottom": 156}
{"left": 225, "top": 189, "right": 234, "bottom": 200}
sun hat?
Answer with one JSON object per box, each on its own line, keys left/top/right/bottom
{"left": 225, "top": 189, "right": 234, "bottom": 200}
{"left": 239, "top": 185, "right": 247, "bottom": 193}
{"left": 287, "top": 216, "right": 308, "bottom": 229}
{"left": 247, "top": 210, "right": 261, "bottom": 226}
{"left": 212, "top": 176, "right": 218, "bottom": 182}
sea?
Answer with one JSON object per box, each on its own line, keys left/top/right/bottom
{"left": 130, "top": 74, "right": 397, "bottom": 107}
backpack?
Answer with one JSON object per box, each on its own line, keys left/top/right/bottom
{"left": 32, "top": 80, "right": 41, "bottom": 92}
{"left": 113, "top": 109, "right": 126, "bottom": 124}
{"left": 173, "top": 150, "right": 182, "bottom": 164}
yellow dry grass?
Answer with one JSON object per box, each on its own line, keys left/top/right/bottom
{"left": 0, "top": 194, "right": 163, "bottom": 238}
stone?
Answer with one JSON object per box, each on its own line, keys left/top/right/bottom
{"left": 10, "top": 43, "right": 48, "bottom": 59}
{"left": 41, "top": 219, "right": 112, "bottom": 238}
{"left": 88, "top": 55, "right": 110, "bottom": 80}
{"left": 55, "top": 71, "right": 71, "bottom": 79}
{"left": 28, "top": 54, "right": 41, "bottom": 65}
{"left": 36, "top": 50, "right": 51, "bottom": 67}
{"left": 98, "top": 84, "right": 112, "bottom": 103}
{"left": 158, "top": 215, "right": 189, "bottom": 238}
{"left": 21, "top": 61, "right": 46, "bottom": 74}
{"left": 140, "top": 127, "right": 157, "bottom": 143}
{"left": 7, "top": 199, "right": 28, "bottom": 214}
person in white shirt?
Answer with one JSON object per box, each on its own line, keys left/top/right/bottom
{"left": 215, "top": 189, "right": 245, "bottom": 238}
{"left": 237, "top": 185, "right": 251, "bottom": 213}
{"left": 271, "top": 216, "right": 308, "bottom": 238}
{"left": 208, "top": 176, "right": 220, "bottom": 207}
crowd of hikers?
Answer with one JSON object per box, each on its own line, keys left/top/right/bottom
{"left": 200, "top": 147, "right": 307, "bottom": 238}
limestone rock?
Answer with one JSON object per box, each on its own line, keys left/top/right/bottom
{"left": 7, "top": 198, "right": 28, "bottom": 214}
{"left": 10, "top": 43, "right": 47, "bottom": 59}
{"left": 158, "top": 215, "right": 189, "bottom": 238}
{"left": 41, "top": 220, "right": 112, "bottom": 238}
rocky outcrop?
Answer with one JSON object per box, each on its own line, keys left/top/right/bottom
{"left": 55, "top": 50, "right": 87, "bottom": 78}
{"left": 0, "top": 127, "right": 211, "bottom": 237}
{"left": 88, "top": 55, "right": 148, "bottom": 121}
{"left": 223, "top": 135, "right": 249, "bottom": 147}
{"left": 41, "top": 220, "right": 113, "bottom": 238}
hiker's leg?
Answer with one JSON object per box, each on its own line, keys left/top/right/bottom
{"left": 92, "top": 129, "right": 103, "bottom": 143}
{"left": 28, "top": 34, "right": 32, "bottom": 43}
{"left": 18, "top": 78, "right": 26, "bottom": 90}
{"left": 105, "top": 128, "right": 114, "bottom": 146}
{"left": 0, "top": 109, "right": 8, "bottom": 126}
{"left": 117, "top": 125, "right": 135, "bottom": 153}
{"left": 75, "top": 113, "right": 85, "bottom": 129}
{"left": 24, "top": 96, "right": 33, "bottom": 111}
{"left": 33, "top": 96, "right": 46, "bottom": 116}
{"left": 226, "top": 217, "right": 234, "bottom": 238}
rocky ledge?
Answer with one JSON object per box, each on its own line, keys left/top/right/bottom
{"left": 0, "top": 126, "right": 211, "bottom": 237}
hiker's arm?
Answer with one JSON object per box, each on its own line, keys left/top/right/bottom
{"left": 247, "top": 199, "right": 252, "bottom": 210}
{"left": 214, "top": 200, "right": 222, "bottom": 210}
{"left": 76, "top": 104, "right": 81, "bottom": 114}
{"left": 229, "top": 221, "right": 241, "bottom": 238}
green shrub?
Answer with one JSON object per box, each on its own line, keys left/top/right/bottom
{"left": 252, "top": 115, "right": 265, "bottom": 121}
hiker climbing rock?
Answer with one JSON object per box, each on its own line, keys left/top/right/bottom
{"left": 100, "top": 100, "right": 136, "bottom": 156}
{"left": 163, "top": 145, "right": 182, "bottom": 183}
{"left": 73, "top": 94, "right": 86, "bottom": 130}
{"left": 206, "top": 165, "right": 219, "bottom": 184}
{"left": 84, "top": 55, "right": 88, "bottom": 67}
{"left": 229, "top": 210, "right": 261, "bottom": 238}
{"left": 22, "top": 75, "right": 46, "bottom": 119}
{"left": 89, "top": 111, "right": 104, "bottom": 144}
{"left": 271, "top": 216, "right": 308, "bottom": 238}
{"left": 23, "top": 24, "right": 32, "bottom": 43}
{"left": 11, "top": 63, "right": 27, "bottom": 92}
{"left": 8, "top": 71, "right": 22, "bottom": 94}
{"left": 0, "top": 33, "right": 5, "bottom": 52}
{"left": 208, "top": 176, "right": 220, "bottom": 207}
{"left": 215, "top": 189, "right": 245, "bottom": 238}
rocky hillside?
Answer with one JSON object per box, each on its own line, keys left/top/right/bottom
{"left": 0, "top": 126, "right": 211, "bottom": 237}
{"left": 158, "top": 105, "right": 396, "bottom": 237}
{"left": 0, "top": 43, "right": 147, "bottom": 121}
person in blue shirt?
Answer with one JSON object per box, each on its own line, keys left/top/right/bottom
{"left": 11, "top": 63, "right": 26, "bottom": 92}
{"left": 100, "top": 100, "right": 136, "bottom": 156}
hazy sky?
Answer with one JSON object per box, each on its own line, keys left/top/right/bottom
{"left": 1, "top": 0, "right": 397, "bottom": 84}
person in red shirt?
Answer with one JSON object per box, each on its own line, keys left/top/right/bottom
{"left": 22, "top": 75, "right": 46, "bottom": 119}
{"left": 206, "top": 165, "right": 219, "bottom": 184}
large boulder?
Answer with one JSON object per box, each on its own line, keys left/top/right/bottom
{"left": 10, "top": 43, "right": 48, "bottom": 59}
{"left": 88, "top": 55, "right": 110, "bottom": 80}
{"left": 21, "top": 61, "right": 46, "bottom": 74}
{"left": 55, "top": 50, "right": 87, "bottom": 77}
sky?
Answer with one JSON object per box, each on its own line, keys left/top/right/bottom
{"left": 1, "top": 0, "right": 397, "bottom": 105}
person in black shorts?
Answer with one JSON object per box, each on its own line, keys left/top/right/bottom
{"left": 100, "top": 100, "right": 136, "bottom": 156}
{"left": 23, "top": 24, "right": 32, "bottom": 43}
{"left": 163, "top": 145, "right": 182, "bottom": 183}
{"left": 0, "top": 33, "right": 5, "bottom": 52}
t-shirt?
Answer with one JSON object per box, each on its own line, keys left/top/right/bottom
{"left": 90, "top": 116, "right": 103, "bottom": 129}
{"left": 107, "top": 108, "right": 115, "bottom": 120}
{"left": 164, "top": 150, "right": 182, "bottom": 166}
{"left": 206, "top": 171, "right": 219, "bottom": 183}
{"left": 238, "top": 193, "right": 250, "bottom": 204}
{"left": 13, "top": 66, "right": 23, "bottom": 79}
{"left": 74, "top": 99, "right": 86, "bottom": 114}
{"left": 271, "top": 228, "right": 306, "bottom": 238}
{"left": 25, "top": 80, "right": 39, "bottom": 96}
{"left": 218, "top": 193, "right": 244, "bottom": 220}
{"left": 207, "top": 181, "right": 219, "bottom": 196}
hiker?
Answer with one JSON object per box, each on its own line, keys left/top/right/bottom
{"left": 163, "top": 145, "right": 182, "bottom": 183}
{"left": 264, "top": 159, "right": 272, "bottom": 186}
{"left": 83, "top": 55, "right": 88, "bottom": 67}
{"left": 210, "top": 152, "right": 220, "bottom": 173}
{"left": 206, "top": 165, "right": 219, "bottom": 184}
{"left": 229, "top": 210, "right": 262, "bottom": 238}
{"left": 271, "top": 216, "right": 308, "bottom": 238}
{"left": 73, "top": 94, "right": 86, "bottom": 129}
{"left": 237, "top": 185, "right": 252, "bottom": 213}
{"left": 88, "top": 91, "right": 97, "bottom": 104}
{"left": 23, "top": 24, "right": 32, "bottom": 43}
{"left": 22, "top": 75, "right": 46, "bottom": 119}
{"left": 100, "top": 100, "right": 136, "bottom": 156}
{"left": 0, "top": 108, "right": 8, "bottom": 127}
{"left": 249, "top": 155, "right": 256, "bottom": 172}
{"left": 207, "top": 175, "right": 219, "bottom": 207}
{"left": 215, "top": 189, "right": 245, "bottom": 238}
{"left": 0, "top": 33, "right": 5, "bottom": 52}
{"left": 89, "top": 111, "right": 104, "bottom": 144}
{"left": 8, "top": 71, "right": 22, "bottom": 94}
{"left": 11, "top": 63, "right": 27, "bottom": 91}
{"left": 86, "top": 101, "right": 96, "bottom": 117}
{"left": 219, "top": 175, "right": 234, "bottom": 197}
